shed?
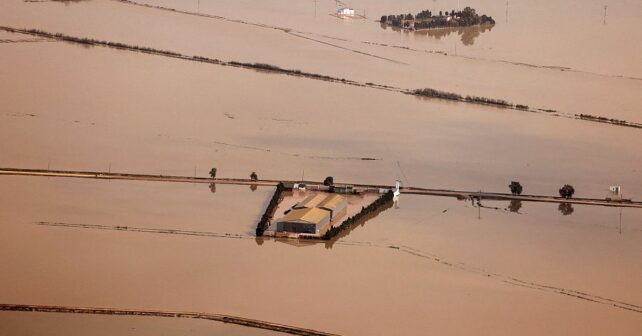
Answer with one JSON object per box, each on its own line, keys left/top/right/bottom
{"left": 276, "top": 208, "right": 331, "bottom": 234}
{"left": 294, "top": 194, "right": 327, "bottom": 209}
{"left": 318, "top": 194, "right": 347, "bottom": 219}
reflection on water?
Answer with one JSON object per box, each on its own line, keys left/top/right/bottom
{"left": 508, "top": 200, "right": 522, "bottom": 213}
{"left": 250, "top": 184, "right": 257, "bottom": 192}
{"left": 558, "top": 202, "right": 574, "bottom": 216}
{"left": 381, "top": 23, "right": 494, "bottom": 46}
{"left": 209, "top": 183, "right": 216, "bottom": 193}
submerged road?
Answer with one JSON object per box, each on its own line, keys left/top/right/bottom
{"left": 1, "top": 167, "right": 641, "bottom": 208}
{"left": 0, "top": 303, "right": 340, "bottom": 336}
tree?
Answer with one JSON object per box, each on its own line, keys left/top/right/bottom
{"left": 323, "top": 176, "right": 334, "bottom": 186}
{"left": 439, "top": 11, "right": 443, "bottom": 16}
{"left": 559, "top": 184, "right": 575, "bottom": 199}
{"left": 250, "top": 171, "right": 258, "bottom": 181}
{"left": 380, "top": 15, "right": 387, "bottom": 23}
{"left": 509, "top": 181, "right": 523, "bottom": 195}
{"left": 209, "top": 167, "right": 217, "bottom": 178}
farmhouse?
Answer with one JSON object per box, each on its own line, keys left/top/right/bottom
{"left": 337, "top": 8, "right": 355, "bottom": 16}
{"left": 277, "top": 193, "right": 348, "bottom": 235}
{"left": 276, "top": 207, "right": 331, "bottom": 234}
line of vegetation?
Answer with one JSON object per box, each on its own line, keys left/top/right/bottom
{"left": 256, "top": 182, "right": 285, "bottom": 236}
{"left": 0, "top": 304, "right": 337, "bottom": 336}
{"left": 464, "top": 95, "right": 512, "bottom": 107}
{"left": 4, "top": 26, "right": 642, "bottom": 132}
{"left": 412, "top": 88, "right": 529, "bottom": 110}
{"left": 0, "top": 27, "right": 362, "bottom": 88}
{"left": 577, "top": 114, "right": 642, "bottom": 129}
{"left": 322, "top": 190, "right": 394, "bottom": 240}
{"left": 412, "top": 88, "right": 462, "bottom": 101}
{"left": 381, "top": 7, "right": 495, "bottom": 30}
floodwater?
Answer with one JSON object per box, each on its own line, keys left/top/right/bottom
{"left": 1, "top": 175, "right": 641, "bottom": 335}
{"left": 0, "top": 311, "right": 285, "bottom": 336}
{"left": 2, "top": 0, "right": 638, "bottom": 122}
{"left": 1, "top": 0, "right": 642, "bottom": 334}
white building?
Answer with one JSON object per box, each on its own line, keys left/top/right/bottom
{"left": 337, "top": 8, "right": 355, "bottom": 16}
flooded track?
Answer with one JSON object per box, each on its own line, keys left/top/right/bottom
{"left": 2, "top": 168, "right": 640, "bottom": 208}
{"left": 0, "top": 304, "right": 340, "bottom": 336}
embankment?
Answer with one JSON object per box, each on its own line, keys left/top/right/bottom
{"left": 0, "top": 303, "right": 340, "bottom": 336}
{"left": 2, "top": 168, "right": 641, "bottom": 209}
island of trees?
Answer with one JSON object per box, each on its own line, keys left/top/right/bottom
{"left": 380, "top": 7, "right": 495, "bottom": 31}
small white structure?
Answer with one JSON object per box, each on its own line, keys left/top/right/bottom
{"left": 337, "top": 8, "right": 355, "bottom": 16}
{"left": 607, "top": 186, "right": 625, "bottom": 201}
{"left": 393, "top": 180, "right": 401, "bottom": 197}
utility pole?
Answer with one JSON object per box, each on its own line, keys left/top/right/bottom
{"left": 603, "top": 5, "right": 608, "bottom": 25}
{"left": 506, "top": 1, "right": 510, "bottom": 24}
{"left": 619, "top": 207, "right": 623, "bottom": 234}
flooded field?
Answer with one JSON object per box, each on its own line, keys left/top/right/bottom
{"left": 1, "top": 175, "right": 641, "bottom": 335}
{"left": 1, "top": 0, "right": 641, "bottom": 334}
{"left": 1, "top": 0, "right": 640, "bottom": 122}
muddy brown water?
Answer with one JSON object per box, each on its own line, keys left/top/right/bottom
{"left": 0, "top": 175, "right": 641, "bottom": 335}
{"left": 1, "top": 40, "right": 641, "bottom": 199}
{"left": 1, "top": 0, "right": 642, "bottom": 334}
{"left": 0, "top": 0, "right": 641, "bottom": 123}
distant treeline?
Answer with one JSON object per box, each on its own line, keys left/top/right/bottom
{"left": 412, "top": 88, "right": 528, "bottom": 110}
{"left": 577, "top": 114, "right": 642, "bottom": 129}
{"left": 381, "top": 7, "right": 495, "bottom": 30}
{"left": 256, "top": 183, "right": 285, "bottom": 236}
{"left": 322, "top": 191, "right": 394, "bottom": 240}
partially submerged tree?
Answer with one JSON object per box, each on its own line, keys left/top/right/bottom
{"left": 209, "top": 167, "right": 217, "bottom": 178}
{"left": 559, "top": 184, "right": 575, "bottom": 199}
{"left": 509, "top": 181, "right": 523, "bottom": 195}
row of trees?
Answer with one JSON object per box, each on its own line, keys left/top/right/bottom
{"left": 509, "top": 181, "right": 576, "bottom": 199}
